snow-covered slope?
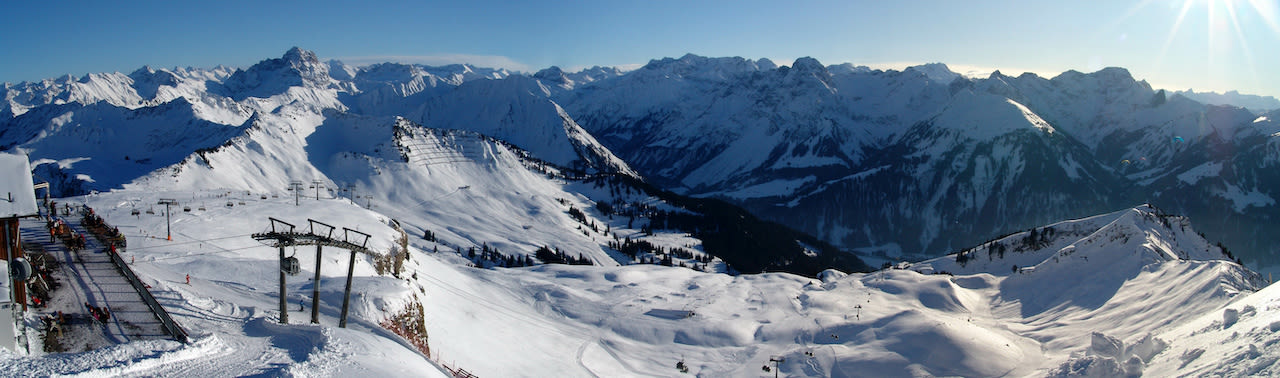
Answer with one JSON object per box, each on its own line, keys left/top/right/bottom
{"left": 2, "top": 192, "right": 1267, "bottom": 377}
{"left": 1146, "top": 273, "right": 1280, "bottom": 376}
{"left": 308, "top": 115, "right": 641, "bottom": 267}
{"left": 915, "top": 205, "right": 1266, "bottom": 376}
{"left": 1, "top": 98, "right": 249, "bottom": 195}
{"left": 556, "top": 56, "right": 1280, "bottom": 270}
{"left": 559, "top": 55, "right": 950, "bottom": 194}
{"left": 405, "top": 76, "right": 636, "bottom": 176}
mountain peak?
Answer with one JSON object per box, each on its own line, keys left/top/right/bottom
{"left": 637, "top": 54, "right": 773, "bottom": 81}
{"left": 790, "top": 57, "right": 825, "bottom": 72}
{"left": 678, "top": 53, "right": 706, "bottom": 61}
{"left": 906, "top": 63, "right": 961, "bottom": 84}
{"left": 283, "top": 47, "right": 320, "bottom": 65}
{"left": 216, "top": 47, "right": 333, "bottom": 99}
{"left": 533, "top": 66, "right": 567, "bottom": 82}
{"left": 1092, "top": 66, "right": 1133, "bottom": 81}
{"left": 827, "top": 63, "right": 873, "bottom": 75}
{"left": 756, "top": 58, "right": 778, "bottom": 70}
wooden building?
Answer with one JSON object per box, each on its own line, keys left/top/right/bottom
{"left": 1, "top": 152, "right": 38, "bottom": 311}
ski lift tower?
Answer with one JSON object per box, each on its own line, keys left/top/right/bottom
{"left": 252, "top": 217, "right": 371, "bottom": 327}
{"left": 157, "top": 198, "right": 178, "bottom": 241}
{"left": 766, "top": 356, "right": 784, "bottom": 378}
{"left": 310, "top": 180, "right": 325, "bottom": 201}
{"left": 287, "top": 180, "right": 304, "bottom": 206}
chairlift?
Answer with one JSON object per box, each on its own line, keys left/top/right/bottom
{"left": 226, "top": 201, "right": 234, "bottom": 208}
{"left": 260, "top": 194, "right": 268, "bottom": 200}
{"left": 238, "top": 201, "right": 245, "bottom": 205}
{"left": 131, "top": 209, "right": 140, "bottom": 216}
{"left": 146, "top": 207, "right": 156, "bottom": 215}
{"left": 282, "top": 256, "right": 301, "bottom": 275}
{"left": 183, "top": 206, "right": 191, "bottom": 212}
{"left": 198, "top": 203, "right": 206, "bottom": 211}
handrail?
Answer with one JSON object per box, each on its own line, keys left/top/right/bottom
{"left": 104, "top": 245, "right": 188, "bottom": 343}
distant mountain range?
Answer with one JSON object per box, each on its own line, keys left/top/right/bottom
{"left": 1175, "top": 89, "right": 1280, "bottom": 114}
{"left": 3, "top": 48, "right": 1278, "bottom": 273}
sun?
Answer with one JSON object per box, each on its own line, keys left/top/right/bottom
{"left": 1151, "top": 0, "right": 1279, "bottom": 82}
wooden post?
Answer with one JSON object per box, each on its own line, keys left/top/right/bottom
{"left": 311, "top": 244, "right": 322, "bottom": 324}
{"left": 4, "top": 220, "right": 26, "bottom": 311}
{"left": 339, "top": 248, "right": 356, "bottom": 328}
{"left": 279, "top": 245, "right": 288, "bottom": 324}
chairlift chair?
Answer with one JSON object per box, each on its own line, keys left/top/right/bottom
{"left": 183, "top": 206, "right": 191, "bottom": 212}
{"left": 226, "top": 201, "right": 234, "bottom": 207}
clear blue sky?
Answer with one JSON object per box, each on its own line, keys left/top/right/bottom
{"left": 3, "top": 0, "right": 1278, "bottom": 97}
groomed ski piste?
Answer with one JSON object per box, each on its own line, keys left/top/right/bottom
{"left": 1, "top": 181, "right": 1277, "bottom": 376}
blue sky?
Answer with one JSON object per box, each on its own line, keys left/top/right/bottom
{"left": 3, "top": 0, "right": 1278, "bottom": 97}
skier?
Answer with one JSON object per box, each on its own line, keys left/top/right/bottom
{"left": 186, "top": 274, "right": 190, "bottom": 285}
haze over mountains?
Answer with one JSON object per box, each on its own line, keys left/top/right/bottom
{"left": 3, "top": 47, "right": 1280, "bottom": 376}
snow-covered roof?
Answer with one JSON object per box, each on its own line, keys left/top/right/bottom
{"left": 0, "top": 153, "right": 38, "bottom": 219}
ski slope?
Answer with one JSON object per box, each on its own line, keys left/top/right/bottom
{"left": 1, "top": 191, "right": 1272, "bottom": 376}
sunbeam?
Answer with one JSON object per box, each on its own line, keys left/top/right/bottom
{"left": 1157, "top": 0, "right": 1197, "bottom": 69}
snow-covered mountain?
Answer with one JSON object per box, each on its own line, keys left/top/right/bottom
{"left": 3, "top": 189, "right": 1269, "bottom": 376}
{"left": 551, "top": 55, "right": 1280, "bottom": 271}
{"left": 6, "top": 48, "right": 1280, "bottom": 272}
{"left": 7, "top": 48, "right": 1280, "bottom": 271}
{"left": 2, "top": 48, "right": 635, "bottom": 193}
{"left": 2, "top": 48, "right": 1278, "bottom": 376}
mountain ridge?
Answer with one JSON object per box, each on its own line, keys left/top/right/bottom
{"left": 5, "top": 48, "right": 1280, "bottom": 272}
